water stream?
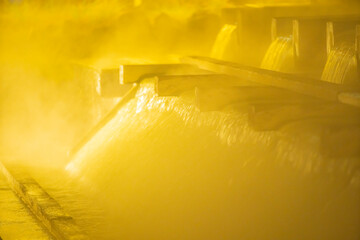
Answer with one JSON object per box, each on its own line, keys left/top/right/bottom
{"left": 2, "top": 4, "right": 359, "bottom": 240}
{"left": 321, "top": 44, "right": 357, "bottom": 84}
{"left": 261, "top": 36, "right": 294, "bottom": 72}
{"left": 211, "top": 24, "right": 237, "bottom": 60}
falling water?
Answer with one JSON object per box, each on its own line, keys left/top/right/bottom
{"left": 63, "top": 79, "right": 360, "bottom": 240}
{"left": 211, "top": 24, "right": 237, "bottom": 60}
{"left": 261, "top": 36, "right": 294, "bottom": 72}
{"left": 321, "top": 45, "right": 357, "bottom": 84}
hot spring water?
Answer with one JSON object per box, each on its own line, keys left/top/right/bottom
{"left": 321, "top": 44, "right": 357, "bottom": 84}
{"left": 211, "top": 24, "right": 237, "bottom": 60}
{"left": 261, "top": 36, "right": 294, "bottom": 72}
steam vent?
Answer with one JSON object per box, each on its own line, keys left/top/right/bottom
{"left": 1, "top": 0, "right": 360, "bottom": 239}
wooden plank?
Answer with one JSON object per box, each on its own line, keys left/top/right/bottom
{"left": 181, "top": 56, "right": 360, "bottom": 108}
{"left": 155, "top": 74, "right": 259, "bottom": 96}
{"left": 119, "top": 64, "right": 210, "bottom": 84}
{"left": 327, "top": 18, "right": 360, "bottom": 55}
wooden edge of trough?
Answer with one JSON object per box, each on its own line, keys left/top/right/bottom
{"left": 0, "top": 161, "right": 88, "bottom": 240}
{"left": 154, "top": 74, "right": 260, "bottom": 96}
{"left": 181, "top": 56, "right": 360, "bottom": 108}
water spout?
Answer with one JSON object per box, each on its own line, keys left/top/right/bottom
{"left": 211, "top": 24, "right": 237, "bottom": 60}
{"left": 321, "top": 44, "right": 357, "bottom": 84}
{"left": 261, "top": 36, "right": 294, "bottom": 72}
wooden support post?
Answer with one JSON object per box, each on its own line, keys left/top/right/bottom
{"left": 98, "top": 68, "right": 133, "bottom": 97}
{"left": 326, "top": 18, "right": 360, "bottom": 55}
{"left": 326, "top": 21, "right": 335, "bottom": 56}
{"left": 293, "top": 18, "right": 328, "bottom": 76}
{"left": 72, "top": 63, "right": 133, "bottom": 98}
{"left": 234, "top": 5, "right": 317, "bottom": 66}
{"left": 75, "top": 62, "right": 208, "bottom": 98}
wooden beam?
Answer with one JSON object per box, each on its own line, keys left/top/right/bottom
{"left": 155, "top": 74, "right": 259, "bottom": 96}
{"left": 119, "top": 64, "right": 210, "bottom": 84}
{"left": 98, "top": 68, "right": 133, "bottom": 97}
{"left": 181, "top": 56, "right": 360, "bottom": 108}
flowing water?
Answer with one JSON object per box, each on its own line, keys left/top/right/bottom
{"left": 261, "top": 36, "right": 294, "bottom": 72}
{"left": 321, "top": 44, "right": 357, "bottom": 84}
{"left": 1, "top": 4, "right": 359, "bottom": 240}
{"left": 211, "top": 24, "right": 237, "bottom": 60}
{"left": 59, "top": 79, "right": 360, "bottom": 240}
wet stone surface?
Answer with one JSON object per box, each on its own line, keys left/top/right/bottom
{"left": 0, "top": 173, "right": 52, "bottom": 240}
